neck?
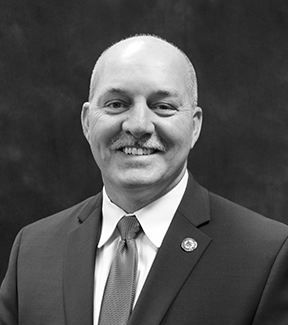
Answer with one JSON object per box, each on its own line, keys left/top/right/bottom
{"left": 104, "top": 171, "right": 186, "bottom": 213}
{"left": 106, "top": 190, "right": 158, "bottom": 213}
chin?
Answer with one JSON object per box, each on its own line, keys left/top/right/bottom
{"left": 115, "top": 174, "right": 163, "bottom": 190}
{"left": 120, "top": 178, "right": 156, "bottom": 189}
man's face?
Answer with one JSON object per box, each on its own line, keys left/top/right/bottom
{"left": 82, "top": 39, "right": 202, "bottom": 201}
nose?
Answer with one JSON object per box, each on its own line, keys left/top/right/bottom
{"left": 122, "top": 102, "right": 155, "bottom": 139}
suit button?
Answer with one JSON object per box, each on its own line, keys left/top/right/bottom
{"left": 181, "top": 238, "right": 198, "bottom": 252}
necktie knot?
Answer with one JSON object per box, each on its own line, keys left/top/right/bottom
{"left": 118, "top": 216, "right": 141, "bottom": 240}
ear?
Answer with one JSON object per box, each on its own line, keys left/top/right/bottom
{"left": 190, "top": 106, "right": 203, "bottom": 149}
{"left": 81, "top": 102, "right": 91, "bottom": 143}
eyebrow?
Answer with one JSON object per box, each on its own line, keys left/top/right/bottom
{"left": 104, "top": 87, "right": 128, "bottom": 95}
{"left": 153, "top": 90, "right": 181, "bottom": 98}
{"left": 96, "top": 87, "right": 128, "bottom": 105}
{"left": 103, "top": 88, "right": 181, "bottom": 98}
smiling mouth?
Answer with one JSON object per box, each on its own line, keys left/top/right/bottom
{"left": 121, "top": 147, "right": 156, "bottom": 155}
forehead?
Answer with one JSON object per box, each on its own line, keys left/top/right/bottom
{"left": 94, "top": 39, "right": 189, "bottom": 97}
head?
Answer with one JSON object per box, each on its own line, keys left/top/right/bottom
{"left": 81, "top": 34, "right": 202, "bottom": 212}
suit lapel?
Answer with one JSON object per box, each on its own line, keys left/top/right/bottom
{"left": 63, "top": 194, "right": 102, "bottom": 325}
{"left": 129, "top": 176, "right": 212, "bottom": 325}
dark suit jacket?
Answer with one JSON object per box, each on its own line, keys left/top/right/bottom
{"left": 1, "top": 175, "right": 288, "bottom": 324}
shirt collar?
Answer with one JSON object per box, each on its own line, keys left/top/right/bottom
{"left": 98, "top": 170, "right": 188, "bottom": 248}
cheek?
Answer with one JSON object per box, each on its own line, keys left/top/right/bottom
{"left": 158, "top": 119, "right": 194, "bottom": 148}
{"left": 90, "top": 113, "right": 122, "bottom": 142}
{"left": 90, "top": 134, "right": 112, "bottom": 168}
{"left": 89, "top": 114, "right": 123, "bottom": 162}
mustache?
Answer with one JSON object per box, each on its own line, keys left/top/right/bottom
{"left": 109, "top": 133, "right": 166, "bottom": 152}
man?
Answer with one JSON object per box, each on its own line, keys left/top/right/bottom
{"left": 1, "top": 35, "right": 288, "bottom": 325}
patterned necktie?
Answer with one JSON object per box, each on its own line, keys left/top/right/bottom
{"left": 98, "top": 215, "right": 141, "bottom": 325}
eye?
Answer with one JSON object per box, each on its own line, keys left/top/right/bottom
{"left": 107, "top": 101, "right": 127, "bottom": 109}
{"left": 156, "top": 104, "right": 174, "bottom": 110}
{"left": 104, "top": 100, "right": 129, "bottom": 113}
{"left": 152, "top": 103, "right": 177, "bottom": 116}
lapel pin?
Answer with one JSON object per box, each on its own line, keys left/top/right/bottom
{"left": 181, "top": 237, "right": 198, "bottom": 252}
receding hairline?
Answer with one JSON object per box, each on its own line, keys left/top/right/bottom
{"left": 88, "top": 34, "right": 198, "bottom": 106}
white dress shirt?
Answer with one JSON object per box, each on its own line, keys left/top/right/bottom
{"left": 93, "top": 171, "right": 188, "bottom": 325}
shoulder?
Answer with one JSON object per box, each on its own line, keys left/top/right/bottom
{"left": 184, "top": 173, "right": 288, "bottom": 239}
{"left": 20, "top": 193, "right": 102, "bottom": 241}
{"left": 208, "top": 191, "right": 288, "bottom": 242}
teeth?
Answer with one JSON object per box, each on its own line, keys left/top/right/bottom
{"left": 132, "top": 148, "right": 137, "bottom": 155}
{"left": 122, "top": 147, "right": 155, "bottom": 155}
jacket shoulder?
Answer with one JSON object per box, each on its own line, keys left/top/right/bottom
{"left": 21, "top": 193, "right": 102, "bottom": 238}
{"left": 208, "top": 191, "right": 288, "bottom": 240}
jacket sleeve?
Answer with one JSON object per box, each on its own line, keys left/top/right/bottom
{"left": 0, "top": 230, "right": 23, "bottom": 325}
{"left": 252, "top": 236, "right": 288, "bottom": 325}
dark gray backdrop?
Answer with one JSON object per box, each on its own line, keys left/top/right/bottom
{"left": 1, "top": 0, "right": 288, "bottom": 282}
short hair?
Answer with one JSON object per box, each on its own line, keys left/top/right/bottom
{"left": 88, "top": 34, "right": 198, "bottom": 107}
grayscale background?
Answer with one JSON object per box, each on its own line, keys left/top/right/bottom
{"left": 1, "top": 0, "right": 288, "bottom": 282}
